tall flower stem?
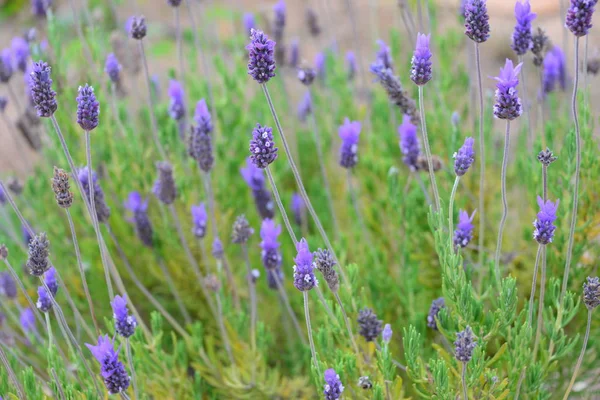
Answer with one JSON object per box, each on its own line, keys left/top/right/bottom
{"left": 562, "top": 309, "right": 592, "bottom": 400}
{"left": 157, "top": 255, "right": 192, "bottom": 325}
{"left": 65, "top": 208, "right": 100, "bottom": 336}
{"left": 126, "top": 338, "right": 139, "bottom": 400}
{"left": 307, "top": 88, "right": 339, "bottom": 240}
{"left": 138, "top": 40, "right": 168, "bottom": 161}
{"left": 417, "top": 86, "right": 441, "bottom": 212}
{"left": 532, "top": 246, "right": 547, "bottom": 358}
{"left": 109, "top": 83, "right": 128, "bottom": 139}
{"left": 347, "top": 169, "right": 370, "bottom": 245}
{"left": 261, "top": 84, "right": 348, "bottom": 286}
{"left": 493, "top": 121, "right": 511, "bottom": 285}
{"left": 334, "top": 292, "right": 360, "bottom": 356}
{"left": 448, "top": 176, "right": 460, "bottom": 244}
{"left": 241, "top": 244, "right": 257, "bottom": 358}
{"left": 215, "top": 291, "right": 235, "bottom": 367}
{"left": 414, "top": 172, "right": 433, "bottom": 206}
{"left": 303, "top": 291, "right": 320, "bottom": 377}
{"left": 0, "top": 342, "right": 25, "bottom": 399}
{"left": 272, "top": 272, "right": 307, "bottom": 345}
{"left": 526, "top": 245, "right": 543, "bottom": 327}
{"left": 45, "top": 312, "right": 53, "bottom": 349}
{"left": 518, "top": 55, "right": 533, "bottom": 151}
{"left": 461, "top": 362, "right": 468, "bottom": 400}
{"left": 475, "top": 43, "right": 485, "bottom": 270}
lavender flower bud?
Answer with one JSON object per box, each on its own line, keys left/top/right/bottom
{"left": 511, "top": 0, "right": 536, "bottom": 56}
{"left": 243, "top": 13, "right": 255, "bottom": 35}
{"left": 314, "top": 248, "right": 339, "bottom": 292}
{"left": 338, "top": 118, "right": 361, "bottom": 169}
{"left": 152, "top": 162, "right": 177, "bottom": 205}
{"left": 583, "top": 277, "right": 600, "bottom": 310}
{"left": 357, "top": 307, "right": 383, "bottom": 342}
{"left": 565, "top": 0, "right": 595, "bottom": 37}
{"left": 0, "top": 272, "right": 17, "bottom": 299}
{"left": 76, "top": 84, "right": 100, "bottom": 132}
{"left": 453, "top": 137, "right": 475, "bottom": 176}
{"left": 212, "top": 238, "right": 224, "bottom": 259}
{"left": 0, "top": 96, "right": 7, "bottom": 112}
{"left": 240, "top": 158, "right": 275, "bottom": 219}
{"left": 11, "top": 37, "right": 30, "bottom": 73}
{"left": 427, "top": 297, "right": 445, "bottom": 330}
{"left": 531, "top": 28, "right": 550, "bottom": 67}
{"left": 289, "top": 39, "right": 299, "bottom": 68}
{"left": 370, "top": 62, "right": 419, "bottom": 125}
{"left": 0, "top": 244, "right": 7, "bottom": 260}
{"left": 29, "top": 61, "right": 57, "bottom": 117}
{"left": 31, "top": 0, "right": 52, "bottom": 17}
{"left": 454, "top": 326, "right": 477, "bottom": 362}
{"left": 249, "top": 123, "right": 278, "bottom": 168}
{"left": 306, "top": 8, "right": 321, "bottom": 36}
{"left": 105, "top": 53, "right": 121, "bottom": 83}
{"left": 246, "top": 29, "right": 276, "bottom": 84}
{"left": 168, "top": 80, "right": 186, "bottom": 121}
{"left": 293, "top": 238, "right": 317, "bottom": 291}
{"left": 194, "top": 99, "right": 213, "bottom": 134}
{"left": 533, "top": 196, "right": 559, "bottom": 245}
{"left": 191, "top": 203, "right": 208, "bottom": 239}
{"left": 410, "top": 33, "right": 433, "bottom": 85}
{"left": 78, "top": 167, "right": 111, "bottom": 223}
{"left": 0, "top": 49, "right": 13, "bottom": 83}
{"left": 111, "top": 295, "right": 137, "bottom": 338}
{"left": 398, "top": 114, "right": 421, "bottom": 171}
{"left": 36, "top": 286, "right": 53, "bottom": 312}
{"left": 291, "top": 193, "right": 304, "bottom": 226}
{"left": 124, "top": 192, "right": 153, "bottom": 247}
{"left": 232, "top": 215, "right": 254, "bottom": 244}
{"left": 537, "top": 148, "right": 557, "bottom": 165}
{"left": 346, "top": 51, "right": 356, "bottom": 81}
{"left": 454, "top": 210, "right": 476, "bottom": 249}
{"left": 51, "top": 167, "right": 73, "bottom": 208}
{"left": 20, "top": 308, "right": 35, "bottom": 333}
{"left": 297, "top": 91, "right": 313, "bottom": 122}
{"left": 127, "top": 16, "right": 147, "bottom": 40}
{"left": 493, "top": 59, "right": 523, "bottom": 120}
{"left": 464, "top": 0, "right": 490, "bottom": 43}
{"left": 26, "top": 232, "right": 50, "bottom": 276}
{"left": 260, "top": 219, "right": 282, "bottom": 270}
{"left": 86, "top": 335, "right": 131, "bottom": 394}
{"left": 298, "top": 67, "right": 316, "bottom": 86}
{"left": 382, "top": 324, "right": 393, "bottom": 343}
{"left": 323, "top": 368, "right": 344, "bottom": 400}
{"left": 376, "top": 39, "right": 394, "bottom": 71}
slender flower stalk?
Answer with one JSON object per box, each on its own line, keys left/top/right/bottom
{"left": 527, "top": 245, "right": 543, "bottom": 327}
{"left": 126, "top": 339, "right": 138, "bottom": 400}
{"left": 0, "top": 338, "right": 25, "bottom": 398}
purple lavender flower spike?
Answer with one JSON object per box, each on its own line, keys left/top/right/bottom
{"left": 105, "top": 53, "right": 122, "bottom": 83}
{"left": 511, "top": 0, "right": 536, "bottom": 56}
{"left": 583, "top": 277, "right": 600, "bottom": 310}
{"left": 11, "top": 37, "right": 30, "bottom": 73}
{"left": 315, "top": 52, "right": 326, "bottom": 79}
{"left": 291, "top": 193, "right": 304, "bottom": 226}
{"left": 0, "top": 49, "right": 13, "bottom": 83}
{"left": 246, "top": 29, "right": 276, "bottom": 84}
{"left": 191, "top": 203, "right": 208, "bottom": 239}
{"left": 411, "top": 33, "right": 432, "bottom": 85}
{"left": 346, "top": 51, "right": 356, "bottom": 80}
{"left": 565, "top": 0, "right": 595, "bottom": 37}
{"left": 533, "top": 196, "right": 559, "bottom": 245}
{"left": 398, "top": 114, "right": 421, "bottom": 171}
{"left": 86, "top": 335, "right": 131, "bottom": 394}
{"left": 323, "top": 368, "right": 344, "bottom": 400}
{"left": 212, "top": 238, "right": 224, "bottom": 259}
{"left": 542, "top": 51, "right": 559, "bottom": 95}
{"left": 550, "top": 46, "right": 567, "bottom": 90}
{"left": 152, "top": 162, "right": 177, "bottom": 205}
{"left": 20, "top": 308, "right": 35, "bottom": 333}
{"left": 194, "top": 99, "right": 213, "bottom": 133}
{"left": 168, "top": 80, "right": 186, "bottom": 122}
{"left": 0, "top": 185, "right": 6, "bottom": 205}
{"left": 382, "top": 324, "right": 393, "bottom": 343}
{"left": 273, "top": 1, "right": 286, "bottom": 29}
{"left": 31, "top": 0, "right": 52, "bottom": 17}
{"left": 338, "top": 118, "right": 361, "bottom": 169}
{"left": 376, "top": 39, "right": 394, "bottom": 71}
{"left": 297, "top": 91, "right": 312, "bottom": 122}
{"left": 306, "top": 8, "right": 321, "bottom": 36}
{"left": 0, "top": 272, "right": 17, "bottom": 299}
{"left": 358, "top": 308, "right": 383, "bottom": 341}
{"left": 0, "top": 96, "right": 7, "bottom": 112}
{"left": 249, "top": 123, "right": 278, "bottom": 168}
{"left": 26, "top": 232, "right": 50, "bottom": 276}
{"left": 289, "top": 39, "right": 300, "bottom": 68}
{"left": 78, "top": 167, "right": 111, "bottom": 223}
{"left": 243, "top": 13, "right": 255, "bottom": 35}
{"left": 124, "top": 192, "right": 153, "bottom": 247}
{"left": 454, "top": 210, "right": 476, "bottom": 249}
{"left": 455, "top": 326, "right": 477, "bottom": 362}
{"left": 260, "top": 219, "right": 282, "bottom": 271}
{"left": 427, "top": 297, "right": 445, "bottom": 330}
{"left": 76, "top": 84, "right": 100, "bottom": 131}
{"left": 240, "top": 157, "right": 275, "bottom": 219}
{"left": 454, "top": 137, "right": 475, "bottom": 176}
{"left": 370, "top": 61, "right": 420, "bottom": 125}
{"left": 293, "top": 238, "right": 317, "bottom": 291}
{"left": 127, "top": 16, "right": 147, "bottom": 40}
{"left": 36, "top": 285, "right": 53, "bottom": 312}
{"left": 493, "top": 59, "right": 523, "bottom": 120}
{"left": 111, "top": 295, "right": 137, "bottom": 338}
{"left": 45, "top": 267, "right": 58, "bottom": 296}
{"left": 267, "top": 268, "right": 284, "bottom": 290}
{"left": 464, "top": 0, "right": 490, "bottom": 43}
{"left": 29, "top": 61, "right": 57, "bottom": 117}
{"left": 189, "top": 126, "right": 214, "bottom": 173}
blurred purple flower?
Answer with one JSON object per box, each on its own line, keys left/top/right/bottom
{"left": 243, "top": 13, "right": 255, "bottom": 35}
{"left": 511, "top": 0, "right": 536, "bottom": 56}
{"left": 105, "top": 53, "right": 122, "bottom": 83}
{"left": 376, "top": 39, "right": 394, "bottom": 71}
{"left": 297, "top": 91, "right": 312, "bottom": 122}
{"left": 0, "top": 49, "right": 13, "bottom": 83}
{"left": 191, "top": 203, "right": 208, "bottom": 239}
{"left": 20, "top": 308, "right": 35, "bottom": 333}
{"left": 86, "top": 335, "right": 131, "bottom": 394}
{"left": 291, "top": 192, "right": 304, "bottom": 226}
{"left": 168, "top": 80, "right": 186, "bottom": 121}
{"left": 338, "top": 118, "right": 361, "bottom": 169}
{"left": 111, "top": 295, "right": 137, "bottom": 338}
{"left": 315, "top": 52, "right": 326, "bottom": 79}
{"left": 346, "top": 51, "right": 356, "bottom": 80}
{"left": 410, "top": 33, "right": 432, "bottom": 85}
{"left": 11, "top": 37, "right": 30, "bottom": 73}
{"left": 124, "top": 192, "right": 153, "bottom": 247}
{"left": 398, "top": 114, "right": 421, "bottom": 171}
{"left": 454, "top": 210, "right": 476, "bottom": 249}
{"left": 260, "top": 219, "right": 282, "bottom": 271}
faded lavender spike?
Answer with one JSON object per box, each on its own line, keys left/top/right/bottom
{"left": 191, "top": 203, "right": 208, "bottom": 239}
{"left": 297, "top": 91, "right": 312, "bottom": 122}
{"left": 399, "top": 116, "right": 421, "bottom": 171}
{"left": 78, "top": 167, "right": 111, "bottom": 223}
{"left": 26, "top": 232, "right": 50, "bottom": 276}
{"left": 45, "top": 267, "right": 58, "bottom": 296}
{"left": 293, "top": 238, "right": 317, "bottom": 291}
{"left": 289, "top": 39, "right": 300, "bottom": 68}
{"left": 531, "top": 28, "right": 550, "bottom": 67}
{"left": 240, "top": 158, "right": 275, "bottom": 219}
{"left": 11, "top": 37, "right": 30, "bottom": 73}
{"left": 86, "top": 335, "right": 131, "bottom": 394}
{"left": 306, "top": 8, "right": 321, "bottom": 36}
{"left": 189, "top": 125, "right": 214, "bottom": 172}
{"left": 357, "top": 308, "right": 383, "bottom": 342}
{"left": 111, "top": 295, "right": 137, "bottom": 338}
{"left": 267, "top": 268, "right": 284, "bottom": 290}
{"left": 565, "top": 0, "right": 595, "bottom": 37}
{"left": 0, "top": 96, "right": 7, "bottom": 112}
{"left": 453, "top": 137, "right": 475, "bottom": 176}
{"left": 212, "top": 238, "right": 224, "bottom": 259}
{"left": 76, "top": 84, "right": 100, "bottom": 132}
{"left": 194, "top": 99, "right": 213, "bottom": 133}
{"left": 51, "top": 167, "right": 74, "bottom": 208}
{"left": 246, "top": 29, "right": 276, "bottom": 84}
{"left": 29, "top": 61, "right": 57, "bottom": 117}
{"left": 338, "top": 118, "right": 361, "bottom": 169}
{"left": 464, "top": 0, "right": 490, "bottom": 43}
{"left": 376, "top": 39, "right": 394, "bottom": 71}
{"left": 533, "top": 196, "right": 559, "bottom": 245}
{"left": 291, "top": 192, "right": 304, "bottom": 226}
{"left": 454, "top": 210, "right": 476, "bottom": 249}
{"left": 511, "top": 0, "right": 536, "bottom": 56}
{"left": 298, "top": 67, "right": 316, "bottom": 86}
{"left": 370, "top": 62, "right": 419, "bottom": 125}
{"left": 36, "top": 285, "right": 53, "bottom": 312}
{"left": 0, "top": 49, "right": 13, "bottom": 84}
{"left": 0, "top": 244, "right": 7, "bottom": 260}
{"left": 315, "top": 52, "right": 326, "bottom": 80}
{"left": 127, "top": 16, "right": 147, "bottom": 40}
{"left": 0, "top": 186, "right": 5, "bottom": 205}
{"left": 273, "top": 0, "right": 286, "bottom": 65}
{"left": 537, "top": 148, "right": 557, "bottom": 165}
{"left": 314, "top": 248, "right": 339, "bottom": 292}
{"left": 105, "top": 53, "right": 122, "bottom": 83}
{"left": 124, "top": 192, "right": 154, "bottom": 248}
{"left": 542, "top": 51, "right": 560, "bottom": 95}
{"left": 411, "top": 33, "right": 432, "bottom": 85}
{"left": 455, "top": 326, "right": 477, "bottom": 362}
{"left": 550, "top": 46, "right": 567, "bottom": 90}
{"left": 243, "top": 13, "right": 255, "bottom": 35}
{"left": 346, "top": 51, "right": 356, "bottom": 81}
{"left": 493, "top": 59, "right": 523, "bottom": 120}
{"left": 260, "top": 219, "right": 282, "bottom": 270}
{"left": 168, "top": 0, "right": 182, "bottom": 6}
{"left": 583, "top": 277, "right": 600, "bottom": 310}
{"left": 32, "top": 0, "right": 52, "bottom": 17}
{"left": 0, "top": 271, "right": 17, "bottom": 299}
{"left": 168, "top": 80, "right": 186, "bottom": 122}
{"left": 427, "top": 297, "right": 445, "bottom": 330}
{"left": 382, "top": 324, "right": 393, "bottom": 343}
{"left": 232, "top": 215, "right": 254, "bottom": 244}
{"left": 20, "top": 308, "right": 36, "bottom": 333}
{"left": 323, "top": 368, "right": 344, "bottom": 400}
{"left": 153, "top": 162, "right": 177, "bottom": 205}
{"left": 249, "top": 123, "right": 278, "bottom": 168}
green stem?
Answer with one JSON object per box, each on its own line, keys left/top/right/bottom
{"left": 475, "top": 42, "right": 485, "bottom": 271}
{"left": 126, "top": 338, "right": 139, "bottom": 400}
{"left": 493, "top": 120, "right": 511, "bottom": 285}
{"left": 526, "top": 245, "right": 543, "bottom": 328}
{"left": 448, "top": 176, "right": 460, "bottom": 245}
{"left": 461, "top": 361, "right": 468, "bottom": 400}
{"left": 562, "top": 309, "right": 592, "bottom": 400}
{"left": 303, "top": 291, "right": 321, "bottom": 377}
{"left": 417, "top": 85, "right": 441, "bottom": 212}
